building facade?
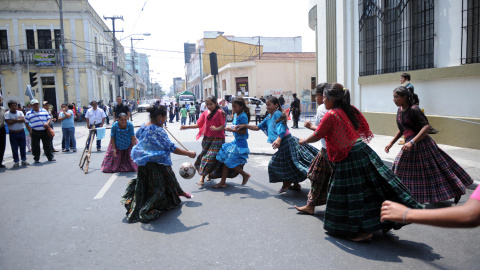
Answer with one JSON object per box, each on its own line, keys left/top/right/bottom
{"left": 0, "top": 0, "right": 125, "bottom": 111}
{"left": 125, "top": 52, "right": 150, "bottom": 100}
{"left": 308, "top": 0, "right": 480, "bottom": 149}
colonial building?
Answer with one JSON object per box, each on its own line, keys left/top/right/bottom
{"left": 0, "top": 0, "right": 125, "bottom": 111}
{"left": 308, "top": 0, "right": 480, "bottom": 149}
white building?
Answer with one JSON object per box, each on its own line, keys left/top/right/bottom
{"left": 308, "top": 0, "right": 480, "bottom": 149}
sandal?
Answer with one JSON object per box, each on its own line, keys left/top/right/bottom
{"left": 278, "top": 185, "right": 290, "bottom": 194}
{"left": 180, "top": 192, "right": 193, "bottom": 199}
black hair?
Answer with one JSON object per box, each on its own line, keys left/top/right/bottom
{"left": 206, "top": 95, "right": 223, "bottom": 120}
{"left": 182, "top": 104, "right": 185, "bottom": 108}
{"left": 116, "top": 95, "right": 122, "bottom": 99}
{"left": 401, "top": 73, "right": 411, "bottom": 81}
{"left": 315, "top": 82, "right": 329, "bottom": 96}
{"left": 118, "top": 112, "right": 128, "bottom": 119}
{"left": 324, "top": 83, "right": 359, "bottom": 130}
{"left": 231, "top": 97, "right": 250, "bottom": 123}
{"left": 7, "top": 100, "right": 18, "bottom": 107}
{"left": 147, "top": 105, "right": 167, "bottom": 120}
{"left": 393, "top": 86, "right": 420, "bottom": 107}
{"left": 292, "top": 93, "right": 297, "bottom": 97}
{"left": 61, "top": 103, "right": 68, "bottom": 107}
{"left": 90, "top": 100, "right": 97, "bottom": 105}
{"left": 68, "top": 104, "right": 74, "bottom": 109}
{"left": 266, "top": 96, "right": 287, "bottom": 125}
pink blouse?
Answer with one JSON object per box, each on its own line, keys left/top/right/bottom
{"left": 196, "top": 109, "right": 226, "bottom": 140}
{"left": 470, "top": 186, "right": 480, "bottom": 201}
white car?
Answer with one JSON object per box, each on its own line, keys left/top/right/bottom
{"left": 137, "top": 101, "right": 152, "bottom": 112}
{"left": 226, "top": 97, "right": 267, "bottom": 121}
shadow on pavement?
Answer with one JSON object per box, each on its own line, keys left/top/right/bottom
{"left": 138, "top": 206, "right": 209, "bottom": 234}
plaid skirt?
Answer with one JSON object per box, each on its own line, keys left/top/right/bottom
{"left": 194, "top": 136, "right": 225, "bottom": 176}
{"left": 101, "top": 141, "right": 138, "bottom": 173}
{"left": 392, "top": 135, "right": 473, "bottom": 203}
{"left": 324, "top": 141, "right": 422, "bottom": 237}
{"left": 121, "top": 162, "right": 185, "bottom": 223}
{"left": 268, "top": 134, "right": 319, "bottom": 183}
{"left": 209, "top": 141, "right": 249, "bottom": 179}
{"left": 306, "top": 148, "right": 333, "bottom": 206}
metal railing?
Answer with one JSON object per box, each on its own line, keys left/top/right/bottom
{"left": 0, "top": 50, "right": 14, "bottom": 64}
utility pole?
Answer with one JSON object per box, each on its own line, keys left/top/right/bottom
{"left": 131, "top": 37, "right": 144, "bottom": 104}
{"left": 199, "top": 48, "right": 203, "bottom": 100}
{"left": 58, "top": 0, "right": 68, "bottom": 103}
{"left": 103, "top": 15, "right": 123, "bottom": 98}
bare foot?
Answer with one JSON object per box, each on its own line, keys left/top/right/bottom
{"left": 294, "top": 205, "right": 314, "bottom": 215}
{"left": 348, "top": 232, "right": 373, "bottom": 242}
{"left": 213, "top": 183, "right": 227, "bottom": 188}
{"left": 278, "top": 185, "right": 290, "bottom": 193}
{"left": 180, "top": 192, "right": 193, "bottom": 199}
{"left": 197, "top": 180, "right": 204, "bottom": 186}
{"left": 242, "top": 174, "right": 251, "bottom": 186}
{"left": 205, "top": 174, "right": 211, "bottom": 181}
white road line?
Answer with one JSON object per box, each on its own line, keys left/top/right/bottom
{"left": 93, "top": 173, "right": 118, "bottom": 200}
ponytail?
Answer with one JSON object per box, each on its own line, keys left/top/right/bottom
{"left": 324, "top": 83, "right": 359, "bottom": 130}
{"left": 394, "top": 86, "right": 419, "bottom": 107}
{"left": 266, "top": 96, "right": 287, "bottom": 126}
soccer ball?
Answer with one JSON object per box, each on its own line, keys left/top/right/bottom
{"left": 179, "top": 162, "right": 196, "bottom": 179}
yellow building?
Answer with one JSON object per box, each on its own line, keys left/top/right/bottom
{"left": 0, "top": 0, "right": 125, "bottom": 112}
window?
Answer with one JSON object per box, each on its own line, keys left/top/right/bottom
{"left": 26, "top": 30, "right": 35, "bottom": 49}
{"left": 0, "top": 30, "right": 7, "bottom": 50}
{"left": 37, "top": 30, "right": 52, "bottom": 49}
{"left": 358, "top": 0, "right": 435, "bottom": 76}
{"left": 462, "top": 0, "right": 480, "bottom": 64}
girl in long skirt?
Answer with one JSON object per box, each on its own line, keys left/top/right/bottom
{"left": 295, "top": 83, "right": 333, "bottom": 215}
{"left": 236, "top": 96, "right": 318, "bottom": 193}
{"left": 300, "top": 83, "right": 422, "bottom": 241}
{"left": 101, "top": 113, "right": 137, "bottom": 173}
{"left": 122, "top": 106, "right": 196, "bottom": 223}
{"left": 385, "top": 86, "right": 473, "bottom": 204}
{"left": 211, "top": 97, "right": 251, "bottom": 188}
{"left": 181, "top": 95, "right": 226, "bottom": 186}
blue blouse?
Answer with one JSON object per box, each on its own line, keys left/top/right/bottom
{"left": 130, "top": 124, "right": 177, "bottom": 166}
{"left": 257, "top": 110, "right": 287, "bottom": 143}
{"left": 232, "top": 112, "right": 249, "bottom": 148}
{"left": 111, "top": 121, "right": 135, "bottom": 150}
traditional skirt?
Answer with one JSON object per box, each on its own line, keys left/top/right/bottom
{"left": 209, "top": 141, "right": 249, "bottom": 179}
{"left": 392, "top": 135, "right": 473, "bottom": 203}
{"left": 306, "top": 148, "right": 333, "bottom": 206}
{"left": 268, "top": 134, "right": 319, "bottom": 183}
{"left": 324, "top": 141, "right": 423, "bottom": 237}
{"left": 121, "top": 162, "right": 185, "bottom": 223}
{"left": 194, "top": 136, "right": 225, "bottom": 176}
{"left": 101, "top": 141, "right": 138, "bottom": 173}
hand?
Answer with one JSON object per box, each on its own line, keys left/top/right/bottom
{"left": 304, "top": 121, "right": 312, "bottom": 129}
{"left": 402, "top": 142, "right": 413, "bottom": 151}
{"left": 385, "top": 143, "right": 393, "bottom": 153}
{"left": 43, "top": 123, "right": 49, "bottom": 128}
{"left": 235, "top": 124, "right": 246, "bottom": 130}
{"left": 188, "top": 151, "right": 196, "bottom": 158}
{"left": 225, "top": 127, "right": 233, "bottom": 132}
{"left": 272, "top": 137, "right": 281, "bottom": 150}
{"left": 180, "top": 125, "right": 187, "bottom": 130}
{"left": 210, "top": 126, "right": 217, "bottom": 131}
{"left": 380, "top": 200, "right": 410, "bottom": 223}
{"left": 299, "top": 138, "right": 304, "bottom": 146}
{"left": 113, "top": 148, "right": 117, "bottom": 158}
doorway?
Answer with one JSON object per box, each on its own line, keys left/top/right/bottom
{"left": 41, "top": 76, "right": 57, "bottom": 114}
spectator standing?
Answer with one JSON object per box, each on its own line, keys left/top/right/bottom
{"left": 113, "top": 96, "right": 130, "bottom": 121}
{"left": 175, "top": 103, "right": 180, "bottom": 122}
{"left": 128, "top": 103, "right": 134, "bottom": 121}
{"left": 0, "top": 95, "right": 7, "bottom": 168}
{"left": 255, "top": 103, "right": 262, "bottom": 125}
{"left": 195, "top": 101, "right": 201, "bottom": 120}
{"left": 43, "top": 101, "right": 58, "bottom": 152}
{"left": 58, "top": 103, "right": 76, "bottom": 152}
{"left": 200, "top": 100, "right": 206, "bottom": 113}
{"left": 180, "top": 104, "right": 188, "bottom": 125}
{"left": 85, "top": 100, "right": 106, "bottom": 151}
{"left": 4, "top": 100, "right": 28, "bottom": 167}
{"left": 169, "top": 102, "right": 175, "bottom": 123}
{"left": 279, "top": 95, "right": 285, "bottom": 108}
{"left": 103, "top": 103, "right": 110, "bottom": 126}
{"left": 189, "top": 102, "right": 196, "bottom": 124}
{"left": 25, "top": 99, "right": 55, "bottom": 163}
{"left": 289, "top": 93, "right": 301, "bottom": 129}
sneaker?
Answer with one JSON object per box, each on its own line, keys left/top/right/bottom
{"left": 48, "top": 159, "right": 56, "bottom": 162}
{"left": 34, "top": 160, "right": 40, "bottom": 163}
{"left": 13, "top": 162, "right": 20, "bottom": 167}
{"left": 52, "top": 149, "right": 59, "bottom": 153}
{"left": 21, "top": 161, "right": 29, "bottom": 166}
{"left": 97, "top": 148, "right": 101, "bottom": 152}
{"left": 73, "top": 149, "right": 77, "bottom": 152}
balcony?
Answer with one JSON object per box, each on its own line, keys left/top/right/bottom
{"left": 0, "top": 50, "right": 14, "bottom": 65}
{"left": 107, "top": 60, "right": 114, "bottom": 72}
{"left": 19, "top": 49, "right": 69, "bottom": 66}
{"left": 96, "top": 53, "right": 106, "bottom": 67}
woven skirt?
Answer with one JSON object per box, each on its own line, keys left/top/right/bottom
{"left": 324, "top": 141, "right": 423, "bottom": 237}
{"left": 121, "top": 162, "right": 185, "bottom": 223}
{"left": 194, "top": 136, "right": 225, "bottom": 176}
{"left": 268, "top": 134, "right": 319, "bottom": 183}
{"left": 392, "top": 135, "right": 473, "bottom": 203}
{"left": 209, "top": 141, "right": 249, "bottom": 179}
{"left": 101, "top": 141, "right": 138, "bottom": 173}
{"left": 306, "top": 148, "right": 333, "bottom": 206}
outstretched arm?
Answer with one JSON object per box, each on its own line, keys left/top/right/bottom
{"left": 173, "top": 147, "right": 196, "bottom": 158}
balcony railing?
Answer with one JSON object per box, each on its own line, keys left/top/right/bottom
{"left": 0, "top": 50, "right": 14, "bottom": 65}
{"left": 18, "top": 49, "right": 68, "bottom": 66}
{"left": 96, "top": 53, "right": 106, "bottom": 67}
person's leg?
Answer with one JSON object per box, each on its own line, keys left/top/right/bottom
{"left": 233, "top": 165, "right": 250, "bottom": 186}
{"left": 26, "top": 133, "right": 32, "bottom": 152}
{"left": 279, "top": 181, "right": 291, "bottom": 193}
{"left": 63, "top": 128, "right": 70, "bottom": 151}
{"left": 0, "top": 127, "right": 5, "bottom": 167}
{"left": 31, "top": 131, "right": 41, "bottom": 162}
{"left": 95, "top": 124, "right": 101, "bottom": 150}
{"left": 213, "top": 164, "right": 229, "bottom": 188}
{"left": 42, "top": 131, "right": 54, "bottom": 160}
{"left": 70, "top": 127, "right": 77, "bottom": 151}
{"left": 18, "top": 132, "right": 27, "bottom": 163}
{"left": 9, "top": 133, "right": 19, "bottom": 164}
{"left": 61, "top": 136, "right": 65, "bottom": 150}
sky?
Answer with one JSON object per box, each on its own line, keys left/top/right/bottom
{"left": 88, "top": 0, "right": 316, "bottom": 92}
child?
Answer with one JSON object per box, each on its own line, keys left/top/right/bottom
{"left": 180, "top": 104, "right": 188, "bottom": 125}
{"left": 236, "top": 96, "right": 318, "bottom": 193}
{"left": 300, "top": 83, "right": 422, "bottom": 241}
{"left": 385, "top": 86, "right": 473, "bottom": 204}
{"left": 255, "top": 103, "right": 261, "bottom": 125}
{"left": 211, "top": 97, "right": 251, "bottom": 188}
{"left": 295, "top": 83, "right": 333, "bottom": 215}
{"left": 180, "top": 95, "right": 226, "bottom": 186}
{"left": 123, "top": 106, "right": 196, "bottom": 223}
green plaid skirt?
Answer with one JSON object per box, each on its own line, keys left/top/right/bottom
{"left": 121, "top": 162, "right": 185, "bottom": 223}
{"left": 324, "top": 141, "right": 422, "bottom": 237}
{"left": 194, "top": 136, "right": 225, "bottom": 176}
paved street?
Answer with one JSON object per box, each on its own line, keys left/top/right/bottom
{"left": 0, "top": 113, "right": 479, "bottom": 270}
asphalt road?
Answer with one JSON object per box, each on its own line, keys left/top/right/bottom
{"left": 0, "top": 113, "right": 479, "bottom": 270}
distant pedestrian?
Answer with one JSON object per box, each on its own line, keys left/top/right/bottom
{"left": 279, "top": 94, "right": 285, "bottom": 108}
{"left": 4, "top": 100, "right": 28, "bottom": 167}
{"left": 385, "top": 86, "right": 473, "bottom": 204}
{"left": 175, "top": 103, "right": 180, "bottom": 122}
{"left": 43, "top": 101, "right": 58, "bottom": 152}
{"left": 289, "top": 93, "right": 301, "bottom": 129}
{"left": 169, "top": 102, "right": 175, "bottom": 123}
{"left": 85, "top": 100, "right": 105, "bottom": 151}
{"left": 180, "top": 104, "right": 188, "bottom": 125}
{"left": 58, "top": 103, "right": 76, "bottom": 152}
{"left": 0, "top": 94, "right": 5, "bottom": 168}
{"left": 200, "top": 100, "right": 206, "bottom": 113}
{"left": 195, "top": 101, "right": 200, "bottom": 120}
{"left": 25, "top": 99, "right": 55, "bottom": 163}
{"left": 188, "top": 102, "right": 196, "bottom": 124}
{"left": 255, "top": 103, "right": 262, "bottom": 125}
{"left": 114, "top": 96, "right": 130, "bottom": 121}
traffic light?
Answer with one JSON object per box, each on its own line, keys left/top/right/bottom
{"left": 29, "top": 72, "right": 38, "bottom": 88}
{"left": 119, "top": 81, "right": 124, "bottom": 87}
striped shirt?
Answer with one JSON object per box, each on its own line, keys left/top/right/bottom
{"left": 25, "top": 108, "right": 51, "bottom": 131}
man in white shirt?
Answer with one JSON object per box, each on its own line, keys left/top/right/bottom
{"left": 85, "top": 100, "right": 105, "bottom": 151}
{"left": 4, "top": 100, "right": 28, "bottom": 167}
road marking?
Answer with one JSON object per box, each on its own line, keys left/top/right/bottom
{"left": 93, "top": 173, "right": 118, "bottom": 200}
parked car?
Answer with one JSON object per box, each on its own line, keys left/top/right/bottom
{"left": 137, "top": 101, "right": 151, "bottom": 112}
{"left": 226, "top": 96, "right": 267, "bottom": 122}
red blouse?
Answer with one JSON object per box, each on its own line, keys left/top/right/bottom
{"left": 314, "top": 107, "right": 373, "bottom": 162}
{"left": 196, "top": 109, "right": 226, "bottom": 140}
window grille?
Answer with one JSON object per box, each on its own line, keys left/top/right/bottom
{"left": 462, "top": 0, "right": 480, "bottom": 64}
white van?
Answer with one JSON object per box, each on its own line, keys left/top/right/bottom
{"left": 178, "top": 95, "right": 195, "bottom": 106}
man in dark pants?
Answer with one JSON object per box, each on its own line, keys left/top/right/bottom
{"left": 289, "top": 93, "right": 301, "bottom": 129}
{"left": 0, "top": 94, "right": 6, "bottom": 168}
{"left": 175, "top": 103, "right": 180, "bottom": 122}
{"left": 279, "top": 94, "right": 285, "bottom": 108}
{"left": 113, "top": 96, "right": 130, "bottom": 121}
{"left": 25, "top": 99, "right": 55, "bottom": 163}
